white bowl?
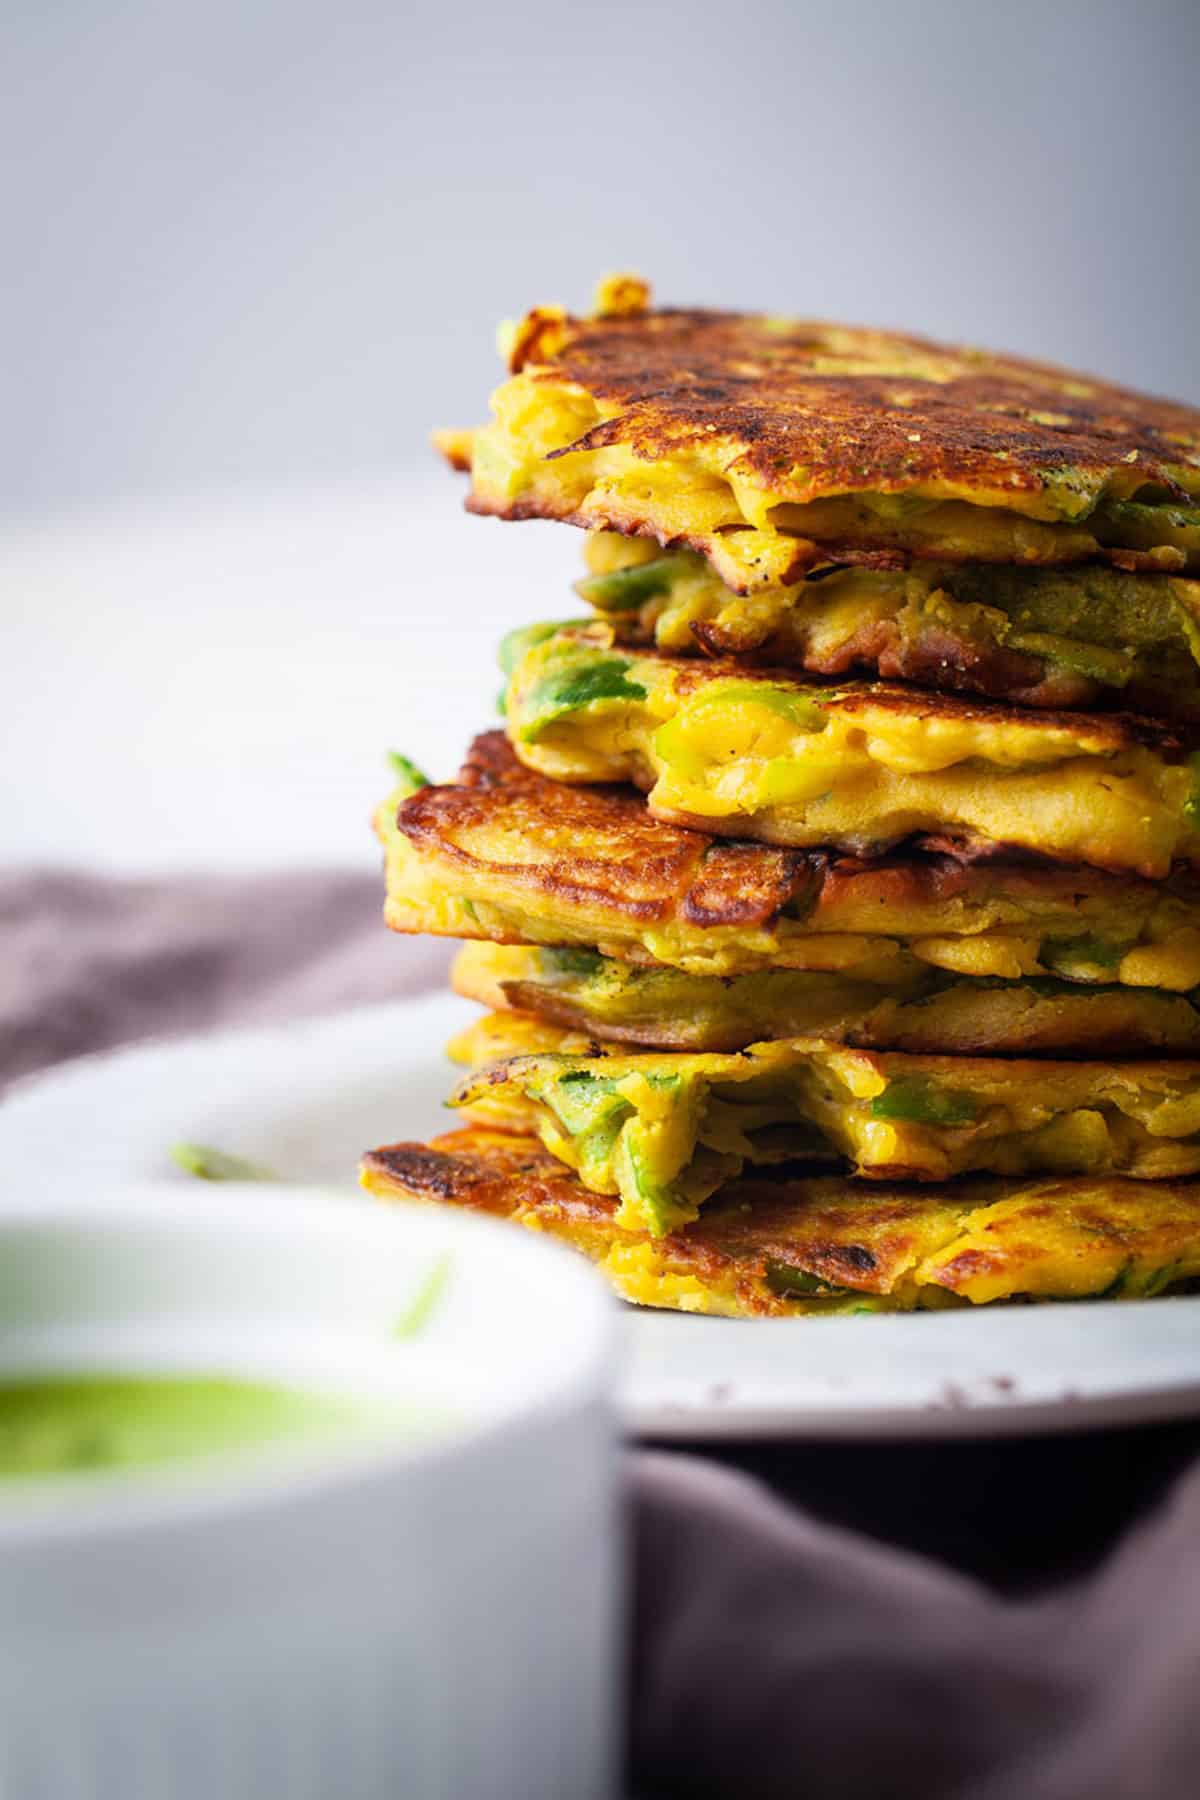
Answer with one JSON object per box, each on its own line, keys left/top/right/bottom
{"left": 0, "top": 1185, "right": 619, "bottom": 1800}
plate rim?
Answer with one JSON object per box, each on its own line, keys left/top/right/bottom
{"left": 6, "top": 992, "right": 1200, "bottom": 1443}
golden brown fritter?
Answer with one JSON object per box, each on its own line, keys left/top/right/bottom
{"left": 452, "top": 940, "right": 1200, "bottom": 1057}
{"left": 449, "top": 1012, "right": 1200, "bottom": 1235}
{"left": 439, "top": 278, "right": 1200, "bottom": 591}
{"left": 576, "top": 534, "right": 1200, "bottom": 722}
{"left": 362, "top": 1129, "right": 1200, "bottom": 1315}
{"left": 379, "top": 733, "right": 1200, "bottom": 989}
{"left": 503, "top": 628, "right": 1197, "bottom": 878}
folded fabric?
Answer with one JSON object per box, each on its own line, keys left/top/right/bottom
{"left": 0, "top": 869, "right": 451, "bottom": 1086}
{"left": 630, "top": 1449, "right": 1200, "bottom": 1800}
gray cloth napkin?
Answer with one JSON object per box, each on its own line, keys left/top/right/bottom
{"left": 632, "top": 1450, "right": 1200, "bottom": 1800}
{"left": 0, "top": 868, "right": 451, "bottom": 1086}
{"left": 4, "top": 870, "right": 1199, "bottom": 1800}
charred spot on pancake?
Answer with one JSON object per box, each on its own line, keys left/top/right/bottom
{"left": 363, "top": 1130, "right": 584, "bottom": 1214}
{"left": 517, "top": 307, "right": 1200, "bottom": 503}
{"left": 680, "top": 842, "right": 816, "bottom": 928}
{"left": 824, "top": 1242, "right": 879, "bottom": 1275}
{"left": 361, "top": 1141, "right": 489, "bottom": 1204}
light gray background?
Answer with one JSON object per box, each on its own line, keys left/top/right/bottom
{"left": 6, "top": 0, "right": 1199, "bottom": 518}
{"left": 3, "top": 0, "right": 1199, "bottom": 872}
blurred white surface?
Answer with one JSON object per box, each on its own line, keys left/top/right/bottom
{"left": 4, "top": 472, "right": 575, "bottom": 870}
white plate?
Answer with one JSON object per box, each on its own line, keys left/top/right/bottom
{"left": 5, "top": 992, "right": 1200, "bottom": 1440}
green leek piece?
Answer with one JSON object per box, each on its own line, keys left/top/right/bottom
{"left": 387, "top": 752, "right": 432, "bottom": 797}
{"left": 169, "top": 1143, "right": 276, "bottom": 1182}
{"left": 575, "top": 557, "right": 682, "bottom": 612}
{"left": 869, "top": 1077, "right": 977, "bottom": 1127}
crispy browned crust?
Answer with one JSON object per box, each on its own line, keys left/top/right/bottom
{"left": 364, "top": 1130, "right": 580, "bottom": 1218}
{"left": 392, "top": 731, "right": 1186, "bottom": 935}
{"left": 397, "top": 730, "right": 813, "bottom": 929}
{"left": 767, "top": 610, "right": 1098, "bottom": 711}
{"left": 435, "top": 437, "right": 472, "bottom": 473}
{"left": 463, "top": 491, "right": 1177, "bottom": 581}
{"left": 692, "top": 607, "right": 1078, "bottom": 704}
{"left": 464, "top": 493, "right": 961, "bottom": 583}
{"left": 361, "top": 1128, "right": 928, "bottom": 1307}
{"left": 505, "top": 307, "right": 1200, "bottom": 508}
{"left": 362, "top": 1129, "right": 1200, "bottom": 1313}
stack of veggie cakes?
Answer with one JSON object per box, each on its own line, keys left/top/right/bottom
{"left": 362, "top": 276, "right": 1200, "bottom": 1318}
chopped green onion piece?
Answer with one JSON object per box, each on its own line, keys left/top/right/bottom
{"left": 708, "top": 681, "right": 830, "bottom": 732}
{"left": 169, "top": 1143, "right": 276, "bottom": 1182}
{"left": 392, "top": 1254, "right": 453, "bottom": 1339}
{"left": 870, "top": 1077, "right": 977, "bottom": 1127}
{"left": 539, "top": 946, "right": 606, "bottom": 979}
{"left": 575, "top": 558, "right": 681, "bottom": 611}
{"left": 387, "top": 752, "right": 432, "bottom": 797}
{"left": 520, "top": 656, "right": 647, "bottom": 743}
{"left": 764, "top": 1258, "right": 851, "bottom": 1299}
{"left": 498, "top": 620, "right": 577, "bottom": 679}
{"left": 1041, "top": 932, "right": 1125, "bottom": 972}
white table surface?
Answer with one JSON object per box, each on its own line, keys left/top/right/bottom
{"left": 4, "top": 473, "right": 579, "bottom": 872}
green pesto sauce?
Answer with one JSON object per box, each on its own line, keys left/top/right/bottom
{"left": 0, "top": 1374, "right": 421, "bottom": 1483}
